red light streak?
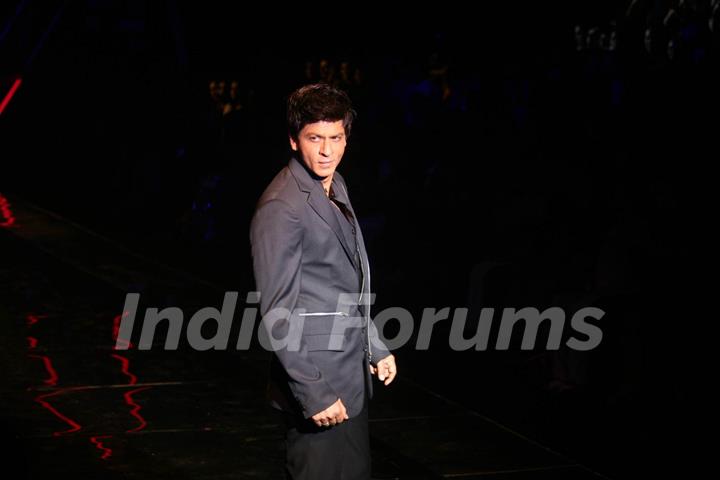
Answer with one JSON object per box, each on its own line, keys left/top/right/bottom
{"left": 124, "top": 386, "right": 151, "bottom": 433}
{"left": 110, "top": 353, "right": 137, "bottom": 386}
{"left": 24, "top": 312, "right": 97, "bottom": 440}
{"left": 26, "top": 311, "right": 82, "bottom": 437}
{"left": 113, "top": 313, "right": 149, "bottom": 433}
{"left": 89, "top": 436, "right": 113, "bottom": 460}
{"left": 28, "top": 353, "right": 59, "bottom": 387}
{"left": 33, "top": 389, "right": 82, "bottom": 436}
{"left": 26, "top": 314, "right": 47, "bottom": 326}
{"left": 112, "top": 312, "right": 134, "bottom": 349}
{"left": 26, "top": 312, "right": 153, "bottom": 441}
{"left": 0, "top": 193, "right": 16, "bottom": 227}
{"left": 0, "top": 78, "right": 22, "bottom": 116}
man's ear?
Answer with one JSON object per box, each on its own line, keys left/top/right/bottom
{"left": 289, "top": 136, "right": 298, "bottom": 151}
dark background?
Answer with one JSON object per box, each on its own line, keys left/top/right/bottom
{"left": 1, "top": 1, "right": 709, "bottom": 478}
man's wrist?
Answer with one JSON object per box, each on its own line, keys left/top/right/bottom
{"left": 370, "top": 352, "right": 393, "bottom": 366}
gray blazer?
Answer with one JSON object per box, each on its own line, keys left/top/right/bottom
{"left": 250, "top": 156, "right": 392, "bottom": 419}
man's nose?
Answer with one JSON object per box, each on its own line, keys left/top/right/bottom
{"left": 320, "top": 140, "right": 332, "bottom": 157}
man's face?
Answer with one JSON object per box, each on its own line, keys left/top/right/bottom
{"left": 290, "top": 120, "right": 347, "bottom": 179}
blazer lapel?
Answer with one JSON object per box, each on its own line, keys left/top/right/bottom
{"left": 333, "top": 177, "right": 371, "bottom": 288}
{"left": 307, "top": 187, "right": 357, "bottom": 267}
{"left": 289, "top": 157, "right": 357, "bottom": 268}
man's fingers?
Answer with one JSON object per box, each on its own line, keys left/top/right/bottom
{"left": 373, "top": 356, "right": 398, "bottom": 384}
{"left": 311, "top": 399, "right": 351, "bottom": 427}
{"left": 314, "top": 413, "right": 328, "bottom": 427}
{"left": 329, "top": 399, "right": 348, "bottom": 424}
{"left": 315, "top": 415, "right": 333, "bottom": 428}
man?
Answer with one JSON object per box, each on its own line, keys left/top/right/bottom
{"left": 250, "top": 83, "right": 397, "bottom": 479}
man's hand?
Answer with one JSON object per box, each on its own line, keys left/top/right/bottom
{"left": 311, "top": 398, "right": 349, "bottom": 428}
{"left": 370, "top": 354, "right": 397, "bottom": 386}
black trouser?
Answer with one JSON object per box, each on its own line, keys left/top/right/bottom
{"left": 282, "top": 395, "right": 370, "bottom": 480}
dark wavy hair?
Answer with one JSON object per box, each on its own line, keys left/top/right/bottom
{"left": 287, "top": 83, "right": 356, "bottom": 141}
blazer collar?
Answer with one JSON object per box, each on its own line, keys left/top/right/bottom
{"left": 288, "top": 155, "right": 349, "bottom": 201}
{"left": 288, "top": 155, "right": 321, "bottom": 193}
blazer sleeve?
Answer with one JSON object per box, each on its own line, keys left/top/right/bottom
{"left": 250, "top": 198, "right": 340, "bottom": 418}
{"left": 369, "top": 320, "right": 392, "bottom": 366}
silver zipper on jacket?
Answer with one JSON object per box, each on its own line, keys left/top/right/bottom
{"left": 357, "top": 241, "right": 371, "bottom": 362}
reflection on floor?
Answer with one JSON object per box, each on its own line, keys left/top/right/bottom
{"left": 0, "top": 194, "right": 608, "bottom": 479}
